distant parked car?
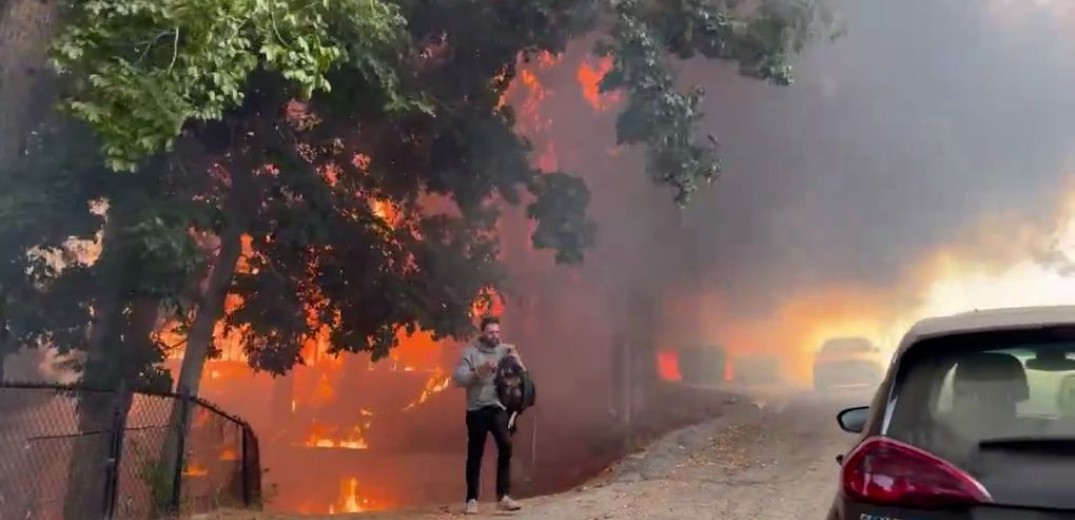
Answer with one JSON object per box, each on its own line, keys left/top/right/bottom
{"left": 676, "top": 344, "right": 727, "bottom": 385}
{"left": 812, "top": 337, "right": 884, "bottom": 391}
{"left": 733, "top": 355, "right": 782, "bottom": 386}
{"left": 828, "top": 305, "right": 1075, "bottom": 520}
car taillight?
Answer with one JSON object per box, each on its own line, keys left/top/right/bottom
{"left": 841, "top": 437, "right": 992, "bottom": 509}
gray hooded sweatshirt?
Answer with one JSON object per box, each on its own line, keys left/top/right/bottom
{"left": 452, "top": 342, "right": 520, "bottom": 411}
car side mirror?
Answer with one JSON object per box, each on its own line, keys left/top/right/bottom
{"left": 837, "top": 406, "right": 869, "bottom": 434}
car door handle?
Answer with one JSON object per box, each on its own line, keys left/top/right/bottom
{"left": 835, "top": 454, "right": 845, "bottom": 465}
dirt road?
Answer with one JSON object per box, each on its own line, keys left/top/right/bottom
{"left": 490, "top": 389, "right": 863, "bottom": 520}
{"left": 210, "top": 387, "right": 867, "bottom": 520}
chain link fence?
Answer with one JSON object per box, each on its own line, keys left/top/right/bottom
{"left": 0, "top": 382, "right": 261, "bottom": 519}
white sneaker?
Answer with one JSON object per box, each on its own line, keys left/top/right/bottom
{"left": 498, "top": 496, "right": 522, "bottom": 511}
{"left": 464, "top": 499, "right": 479, "bottom": 515}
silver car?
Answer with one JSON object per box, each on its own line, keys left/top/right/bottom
{"left": 813, "top": 337, "right": 884, "bottom": 391}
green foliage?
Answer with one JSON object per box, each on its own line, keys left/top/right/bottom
{"left": 11, "top": 0, "right": 833, "bottom": 380}
{"left": 51, "top": 0, "right": 410, "bottom": 171}
{"left": 0, "top": 123, "right": 190, "bottom": 389}
{"left": 601, "top": 0, "right": 834, "bottom": 204}
{"left": 598, "top": 8, "right": 718, "bottom": 206}
{"left": 0, "top": 120, "right": 106, "bottom": 352}
{"left": 214, "top": 116, "right": 510, "bottom": 373}
{"left": 136, "top": 452, "right": 174, "bottom": 509}
{"left": 528, "top": 172, "right": 596, "bottom": 264}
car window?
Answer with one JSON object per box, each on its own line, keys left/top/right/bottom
{"left": 820, "top": 338, "right": 876, "bottom": 354}
{"left": 888, "top": 330, "right": 1075, "bottom": 474}
{"left": 935, "top": 357, "right": 1075, "bottom": 418}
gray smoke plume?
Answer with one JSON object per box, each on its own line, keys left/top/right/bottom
{"left": 672, "top": 0, "right": 1075, "bottom": 319}
{"left": 502, "top": 0, "right": 1075, "bottom": 373}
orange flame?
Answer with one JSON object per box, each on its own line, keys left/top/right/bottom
{"left": 656, "top": 350, "right": 682, "bottom": 382}
{"left": 577, "top": 56, "right": 623, "bottom": 112}
{"left": 402, "top": 369, "right": 453, "bottom": 411}
{"left": 304, "top": 422, "right": 371, "bottom": 450}
{"left": 328, "top": 477, "right": 392, "bottom": 514}
{"left": 183, "top": 462, "right": 209, "bottom": 477}
{"left": 504, "top": 51, "right": 562, "bottom": 172}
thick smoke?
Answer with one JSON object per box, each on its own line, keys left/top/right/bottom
{"left": 677, "top": 0, "right": 1075, "bottom": 319}
{"left": 508, "top": 0, "right": 1075, "bottom": 377}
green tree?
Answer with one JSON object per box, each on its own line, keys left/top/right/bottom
{"left": 10, "top": 0, "right": 834, "bottom": 404}
{"left": 14, "top": 0, "right": 831, "bottom": 416}
{"left": 36, "top": 0, "right": 417, "bottom": 509}
{"left": 0, "top": 119, "right": 104, "bottom": 381}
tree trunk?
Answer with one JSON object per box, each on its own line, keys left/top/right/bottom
{"left": 0, "top": 287, "right": 10, "bottom": 383}
{"left": 155, "top": 216, "right": 244, "bottom": 511}
{"left": 269, "top": 371, "right": 295, "bottom": 437}
{"left": 175, "top": 222, "right": 242, "bottom": 398}
{"left": 0, "top": 0, "right": 59, "bottom": 166}
{"left": 61, "top": 215, "right": 125, "bottom": 520}
{"left": 61, "top": 302, "right": 122, "bottom": 520}
{"left": 82, "top": 219, "right": 123, "bottom": 374}
{"left": 624, "top": 288, "right": 658, "bottom": 415}
{"left": 64, "top": 295, "right": 162, "bottom": 519}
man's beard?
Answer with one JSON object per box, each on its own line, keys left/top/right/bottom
{"left": 481, "top": 336, "right": 498, "bottom": 347}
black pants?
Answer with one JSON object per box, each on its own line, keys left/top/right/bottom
{"left": 465, "top": 406, "right": 512, "bottom": 501}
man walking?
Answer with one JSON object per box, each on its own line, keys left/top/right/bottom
{"left": 452, "top": 316, "right": 524, "bottom": 514}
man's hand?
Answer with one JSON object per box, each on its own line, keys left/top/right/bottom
{"left": 475, "top": 360, "right": 495, "bottom": 378}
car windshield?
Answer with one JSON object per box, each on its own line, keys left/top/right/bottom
{"left": 887, "top": 328, "right": 1075, "bottom": 477}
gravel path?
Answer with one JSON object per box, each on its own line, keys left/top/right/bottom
{"left": 208, "top": 387, "right": 868, "bottom": 520}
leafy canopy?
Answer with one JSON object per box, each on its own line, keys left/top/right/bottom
{"left": 51, "top": 0, "right": 411, "bottom": 171}
{"left": 5, "top": 0, "right": 833, "bottom": 380}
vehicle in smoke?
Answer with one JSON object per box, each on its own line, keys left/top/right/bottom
{"left": 731, "top": 355, "right": 782, "bottom": 386}
{"left": 828, "top": 305, "right": 1075, "bottom": 520}
{"left": 812, "top": 337, "right": 883, "bottom": 391}
{"left": 676, "top": 345, "right": 727, "bottom": 385}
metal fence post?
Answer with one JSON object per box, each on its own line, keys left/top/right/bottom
{"left": 102, "top": 383, "right": 131, "bottom": 520}
{"left": 240, "top": 425, "right": 251, "bottom": 505}
{"left": 169, "top": 392, "right": 192, "bottom": 511}
{"left": 242, "top": 423, "right": 263, "bottom": 507}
